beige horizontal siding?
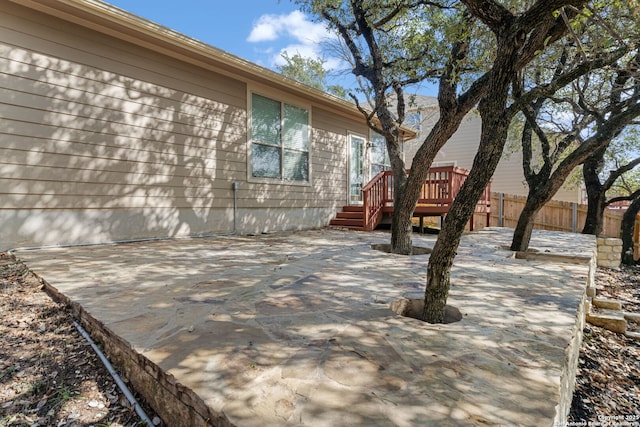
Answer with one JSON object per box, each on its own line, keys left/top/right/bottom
{"left": 408, "top": 109, "right": 582, "bottom": 203}
{"left": 1, "top": 120, "right": 245, "bottom": 164}
{"left": 0, "top": 1, "right": 367, "bottom": 247}
{"left": 0, "top": 79, "right": 246, "bottom": 143}
{"left": 309, "top": 110, "right": 360, "bottom": 206}
{"left": 1, "top": 140, "right": 244, "bottom": 174}
{"left": 0, "top": 6, "right": 246, "bottom": 105}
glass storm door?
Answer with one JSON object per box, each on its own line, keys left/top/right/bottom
{"left": 349, "top": 135, "right": 365, "bottom": 204}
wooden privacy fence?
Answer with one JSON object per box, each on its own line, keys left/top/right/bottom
{"left": 489, "top": 192, "right": 627, "bottom": 238}
{"left": 486, "top": 192, "right": 639, "bottom": 262}
{"left": 413, "top": 191, "right": 639, "bottom": 260}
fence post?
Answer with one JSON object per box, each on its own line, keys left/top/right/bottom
{"left": 498, "top": 193, "right": 504, "bottom": 227}
{"left": 572, "top": 203, "right": 578, "bottom": 233}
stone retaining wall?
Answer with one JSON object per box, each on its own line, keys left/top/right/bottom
{"left": 41, "top": 280, "right": 232, "bottom": 427}
{"left": 597, "top": 237, "right": 622, "bottom": 268}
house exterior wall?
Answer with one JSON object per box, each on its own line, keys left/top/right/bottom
{"left": 0, "top": 1, "right": 363, "bottom": 249}
{"left": 404, "top": 103, "right": 582, "bottom": 203}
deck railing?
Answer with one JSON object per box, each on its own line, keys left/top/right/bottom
{"left": 361, "top": 165, "right": 491, "bottom": 231}
{"left": 361, "top": 171, "right": 391, "bottom": 231}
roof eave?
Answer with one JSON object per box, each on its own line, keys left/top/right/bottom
{"left": 10, "top": 0, "right": 416, "bottom": 139}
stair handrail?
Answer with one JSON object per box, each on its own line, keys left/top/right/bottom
{"left": 361, "top": 171, "right": 388, "bottom": 231}
{"left": 360, "top": 165, "right": 491, "bottom": 231}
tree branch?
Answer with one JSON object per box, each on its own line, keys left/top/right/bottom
{"left": 603, "top": 156, "right": 640, "bottom": 190}
{"left": 460, "top": 0, "right": 511, "bottom": 33}
{"left": 549, "top": 101, "right": 640, "bottom": 184}
{"left": 508, "top": 46, "right": 630, "bottom": 119}
{"left": 606, "top": 188, "right": 640, "bottom": 206}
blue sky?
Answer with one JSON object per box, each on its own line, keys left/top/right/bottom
{"left": 104, "top": 1, "right": 336, "bottom": 70}
{"left": 103, "top": 0, "right": 437, "bottom": 96}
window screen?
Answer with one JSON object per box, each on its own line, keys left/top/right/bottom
{"left": 251, "top": 93, "right": 309, "bottom": 182}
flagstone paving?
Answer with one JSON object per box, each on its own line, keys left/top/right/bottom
{"left": 15, "top": 227, "right": 595, "bottom": 426}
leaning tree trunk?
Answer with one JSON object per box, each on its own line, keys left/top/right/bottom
{"left": 390, "top": 105, "right": 477, "bottom": 255}
{"left": 621, "top": 196, "right": 640, "bottom": 265}
{"left": 389, "top": 119, "right": 468, "bottom": 255}
{"left": 423, "top": 183, "right": 478, "bottom": 322}
{"left": 423, "top": 93, "right": 514, "bottom": 322}
{"left": 423, "top": 135, "right": 508, "bottom": 322}
{"left": 422, "top": 14, "right": 526, "bottom": 323}
{"left": 510, "top": 143, "right": 596, "bottom": 251}
{"left": 389, "top": 167, "right": 413, "bottom": 254}
{"left": 510, "top": 191, "right": 554, "bottom": 251}
{"left": 582, "top": 149, "right": 607, "bottom": 235}
{"left": 510, "top": 203, "right": 537, "bottom": 252}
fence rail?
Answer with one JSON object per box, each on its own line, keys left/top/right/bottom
{"left": 490, "top": 193, "right": 624, "bottom": 237}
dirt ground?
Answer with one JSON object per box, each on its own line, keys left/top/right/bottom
{"left": 568, "top": 265, "right": 640, "bottom": 423}
{"left": 0, "top": 252, "right": 159, "bottom": 427}
{"left": 0, "top": 251, "right": 638, "bottom": 426}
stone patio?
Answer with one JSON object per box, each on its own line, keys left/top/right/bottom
{"left": 15, "top": 227, "right": 595, "bottom": 426}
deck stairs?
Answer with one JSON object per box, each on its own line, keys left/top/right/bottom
{"left": 330, "top": 205, "right": 366, "bottom": 231}
{"left": 329, "top": 166, "right": 491, "bottom": 232}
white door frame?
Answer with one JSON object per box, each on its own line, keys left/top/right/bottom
{"left": 348, "top": 133, "right": 369, "bottom": 205}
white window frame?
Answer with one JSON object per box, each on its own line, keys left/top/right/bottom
{"left": 369, "top": 130, "right": 391, "bottom": 176}
{"left": 248, "top": 90, "right": 312, "bottom": 186}
{"left": 406, "top": 110, "right": 422, "bottom": 132}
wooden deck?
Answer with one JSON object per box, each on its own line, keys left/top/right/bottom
{"left": 330, "top": 166, "right": 491, "bottom": 231}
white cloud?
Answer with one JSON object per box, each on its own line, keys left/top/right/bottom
{"left": 247, "top": 17, "right": 279, "bottom": 42}
{"left": 247, "top": 10, "right": 339, "bottom": 68}
{"left": 248, "top": 10, "right": 329, "bottom": 44}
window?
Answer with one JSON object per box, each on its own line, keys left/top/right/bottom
{"left": 370, "top": 131, "right": 391, "bottom": 176}
{"left": 251, "top": 93, "right": 310, "bottom": 182}
{"left": 406, "top": 110, "right": 422, "bottom": 132}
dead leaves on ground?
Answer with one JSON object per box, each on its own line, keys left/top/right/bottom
{"left": 0, "top": 253, "right": 157, "bottom": 427}
{"left": 569, "top": 265, "right": 640, "bottom": 422}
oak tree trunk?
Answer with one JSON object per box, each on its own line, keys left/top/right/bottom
{"left": 582, "top": 190, "right": 606, "bottom": 236}
{"left": 508, "top": 138, "right": 612, "bottom": 251}
{"left": 510, "top": 193, "right": 549, "bottom": 252}
{"left": 423, "top": 92, "right": 514, "bottom": 322}
{"left": 423, "top": 141, "right": 508, "bottom": 322}
{"left": 419, "top": 2, "right": 537, "bottom": 321}
{"left": 390, "top": 166, "right": 413, "bottom": 254}
{"left": 389, "top": 110, "right": 476, "bottom": 254}
{"left": 582, "top": 150, "right": 607, "bottom": 235}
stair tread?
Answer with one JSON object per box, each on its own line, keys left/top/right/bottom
{"left": 330, "top": 219, "right": 364, "bottom": 226}
{"left": 331, "top": 205, "right": 367, "bottom": 231}
{"left": 625, "top": 331, "right": 640, "bottom": 340}
{"left": 343, "top": 206, "right": 365, "bottom": 212}
{"left": 336, "top": 212, "right": 364, "bottom": 219}
{"left": 587, "top": 309, "right": 626, "bottom": 320}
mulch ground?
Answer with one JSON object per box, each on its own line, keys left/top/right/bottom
{"left": 0, "top": 252, "right": 160, "bottom": 427}
{"left": 568, "top": 265, "right": 640, "bottom": 423}
{"left": 0, "top": 251, "right": 638, "bottom": 426}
